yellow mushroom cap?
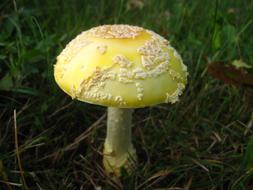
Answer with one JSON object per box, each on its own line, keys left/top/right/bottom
{"left": 54, "top": 25, "right": 188, "bottom": 108}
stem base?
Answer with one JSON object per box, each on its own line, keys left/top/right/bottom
{"left": 103, "top": 107, "right": 136, "bottom": 176}
{"left": 103, "top": 145, "right": 137, "bottom": 175}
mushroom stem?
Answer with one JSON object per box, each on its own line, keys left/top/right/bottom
{"left": 103, "top": 107, "right": 136, "bottom": 175}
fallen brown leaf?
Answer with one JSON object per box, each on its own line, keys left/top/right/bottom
{"left": 207, "top": 62, "right": 253, "bottom": 86}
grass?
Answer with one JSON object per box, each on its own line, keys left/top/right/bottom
{"left": 0, "top": 0, "right": 253, "bottom": 189}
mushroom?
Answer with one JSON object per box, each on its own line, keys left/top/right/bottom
{"left": 54, "top": 25, "right": 188, "bottom": 176}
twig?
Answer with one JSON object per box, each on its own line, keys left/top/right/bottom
{"left": 14, "top": 110, "right": 28, "bottom": 189}
{"left": 63, "top": 113, "right": 106, "bottom": 151}
{"left": 0, "top": 180, "right": 22, "bottom": 187}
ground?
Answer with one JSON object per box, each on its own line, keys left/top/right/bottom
{"left": 0, "top": 0, "right": 253, "bottom": 189}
